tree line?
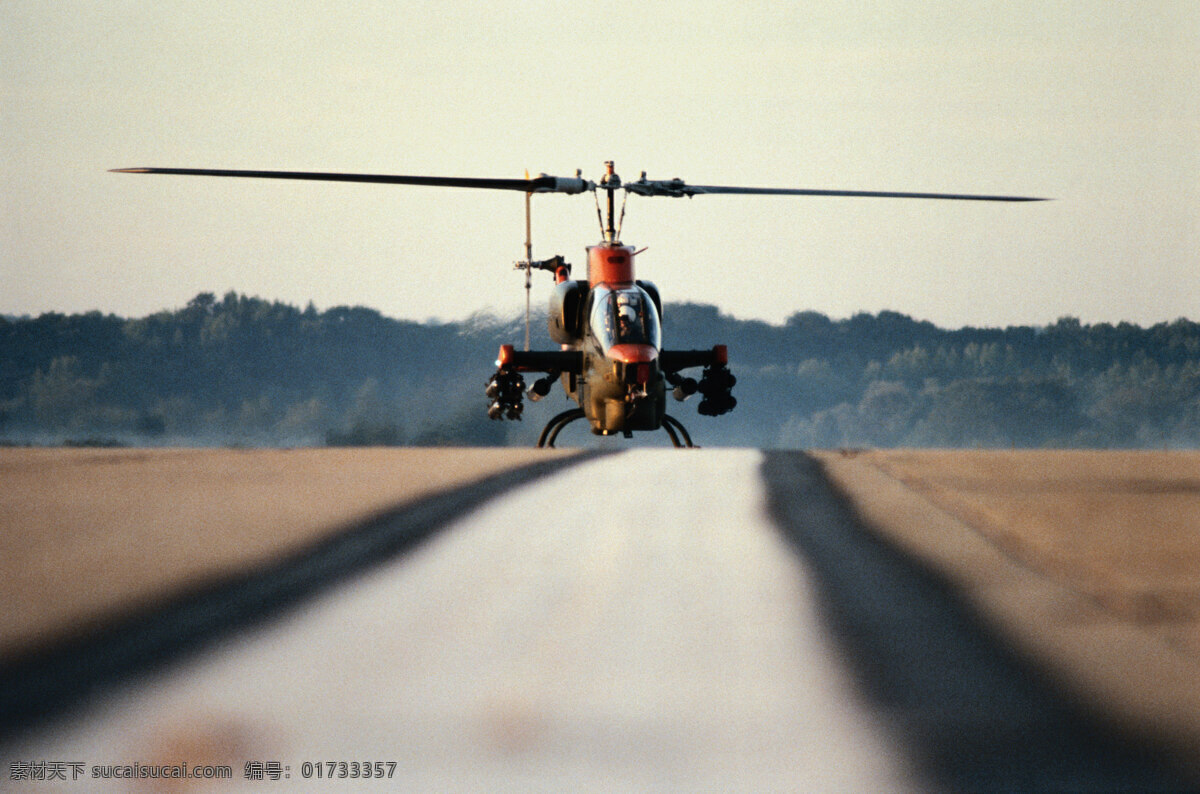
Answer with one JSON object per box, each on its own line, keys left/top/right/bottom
{"left": 2, "top": 292, "right": 1198, "bottom": 448}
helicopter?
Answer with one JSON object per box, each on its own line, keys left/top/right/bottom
{"left": 111, "top": 161, "right": 1045, "bottom": 447}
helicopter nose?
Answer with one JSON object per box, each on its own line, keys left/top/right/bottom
{"left": 607, "top": 344, "right": 658, "bottom": 365}
{"left": 608, "top": 344, "right": 658, "bottom": 386}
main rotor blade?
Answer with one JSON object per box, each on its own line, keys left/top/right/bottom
{"left": 625, "top": 177, "right": 1047, "bottom": 202}
{"left": 691, "top": 185, "right": 1048, "bottom": 201}
{"left": 109, "top": 167, "right": 593, "bottom": 194}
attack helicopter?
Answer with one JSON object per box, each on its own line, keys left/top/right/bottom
{"left": 111, "top": 161, "right": 1045, "bottom": 447}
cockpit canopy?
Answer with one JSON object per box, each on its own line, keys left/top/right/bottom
{"left": 590, "top": 285, "right": 662, "bottom": 352}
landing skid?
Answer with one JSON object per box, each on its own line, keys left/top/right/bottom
{"left": 535, "top": 409, "right": 696, "bottom": 448}
{"left": 661, "top": 414, "right": 695, "bottom": 448}
{"left": 536, "top": 408, "right": 586, "bottom": 448}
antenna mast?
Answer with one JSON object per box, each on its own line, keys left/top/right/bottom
{"left": 523, "top": 178, "right": 532, "bottom": 350}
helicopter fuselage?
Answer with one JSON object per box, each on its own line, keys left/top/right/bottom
{"left": 492, "top": 243, "right": 735, "bottom": 443}
{"left": 571, "top": 244, "right": 665, "bottom": 435}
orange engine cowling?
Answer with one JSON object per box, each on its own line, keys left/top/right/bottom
{"left": 587, "top": 244, "right": 635, "bottom": 286}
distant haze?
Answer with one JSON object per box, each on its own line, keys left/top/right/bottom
{"left": 5, "top": 296, "right": 1199, "bottom": 450}
{"left": 3, "top": 2, "right": 1197, "bottom": 327}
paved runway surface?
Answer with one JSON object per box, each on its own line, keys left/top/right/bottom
{"left": 3, "top": 449, "right": 1194, "bottom": 791}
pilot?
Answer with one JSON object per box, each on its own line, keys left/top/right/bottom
{"left": 617, "top": 303, "right": 639, "bottom": 341}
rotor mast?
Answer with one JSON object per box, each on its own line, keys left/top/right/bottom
{"left": 600, "top": 160, "right": 620, "bottom": 244}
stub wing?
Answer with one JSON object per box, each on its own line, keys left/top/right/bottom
{"left": 488, "top": 347, "right": 581, "bottom": 421}
{"left": 661, "top": 347, "right": 736, "bottom": 416}
{"left": 496, "top": 347, "right": 582, "bottom": 374}
{"left": 660, "top": 348, "right": 725, "bottom": 373}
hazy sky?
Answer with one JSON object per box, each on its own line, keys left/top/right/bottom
{"left": 3, "top": 2, "right": 1197, "bottom": 328}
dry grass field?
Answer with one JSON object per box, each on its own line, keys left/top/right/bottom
{"left": 817, "top": 449, "right": 1200, "bottom": 764}
{"left": 0, "top": 447, "right": 573, "bottom": 654}
{"left": 851, "top": 450, "right": 1200, "bottom": 654}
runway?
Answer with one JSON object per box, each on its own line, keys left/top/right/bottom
{"left": 2, "top": 449, "right": 1195, "bottom": 790}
